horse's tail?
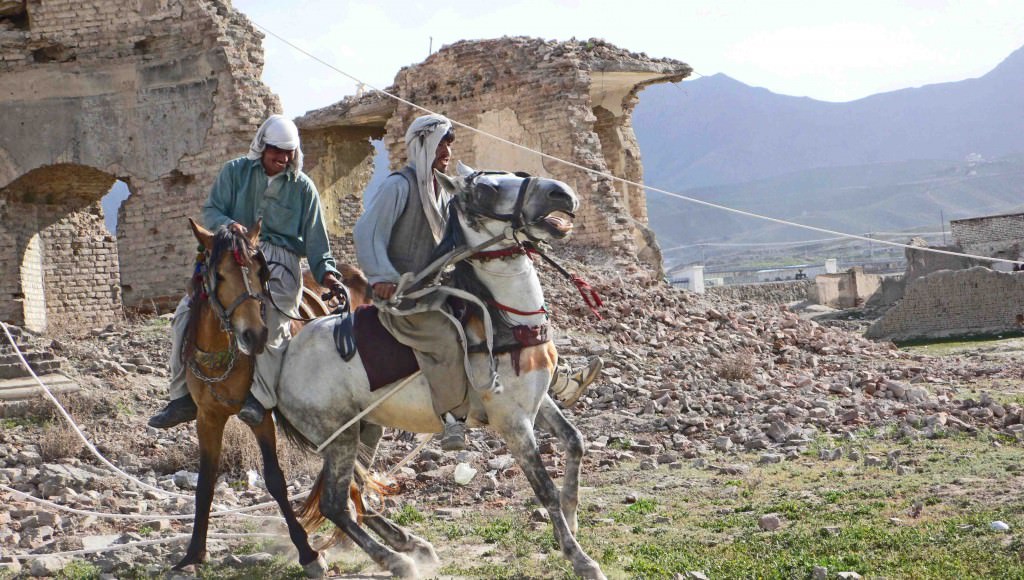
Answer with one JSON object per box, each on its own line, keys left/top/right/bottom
{"left": 296, "top": 456, "right": 390, "bottom": 551}
{"left": 278, "top": 407, "right": 396, "bottom": 548}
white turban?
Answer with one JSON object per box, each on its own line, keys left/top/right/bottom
{"left": 246, "top": 114, "right": 303, "bottom": 173}
{"left": 405, "top": 114, "right": 454, "bottom": 243}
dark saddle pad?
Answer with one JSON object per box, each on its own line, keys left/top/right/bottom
{"left": 350, "top": 305, "right": 419, "bottom": 391}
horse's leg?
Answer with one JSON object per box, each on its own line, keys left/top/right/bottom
{"left": 249, "top": 416, "right": 326, "bottom": 578}
{"left": 174, "top": 411, "right": 226, "bottom": 570}
{"left": 362, "top": 508, "right": 440, "bottom": 565}
{"left": 318, "top": 427, "right": 419, "bottom": 579}
{"left": 536, "top": 394, "right": 585, "bottom": 535}
{"left": 496, "top": 414, "right": 605, "bottom": 580}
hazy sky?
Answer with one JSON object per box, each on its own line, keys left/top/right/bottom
{"left": 233, "top": 0, "right": 1024, "bottom": 119}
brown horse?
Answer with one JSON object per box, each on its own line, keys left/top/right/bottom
{"left": 174, "top": 218, "right": 369, "bottom": 576}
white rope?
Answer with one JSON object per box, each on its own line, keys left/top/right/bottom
{"left": 385, "top": 433, "right": 433, "bottom": 476}
{"left": 0, "top": 322, "right": 292, "bottom": 521}
{"left": 0, "top": 483, "right": 303, "bottom": 522}
{"left": 315, "top": 371, "right": 421, "bottom": 453}
{"left": 6, "top": 532, "right": 283, "bottom": 560}
{"left": 250, "top": 20, "right": 1024, "bottom": 267}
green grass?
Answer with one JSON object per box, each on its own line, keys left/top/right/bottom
{"left": 392, "top": 503, "right": 426, "bottom": 526}
{"left": 433, "top": 434, "right": 1024, "bottom": 579}
{"left": 57, "top": 561, "right": 101, "bottom": 580}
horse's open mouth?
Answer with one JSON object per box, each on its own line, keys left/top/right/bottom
{"left": 541, "top": 211, "right": 574, "bottom": 238}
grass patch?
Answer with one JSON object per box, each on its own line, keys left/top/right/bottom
{"left": 392, "top": 504, "right": 425, "bottom": 526}
{"left": 57, "top": 560, "right": 101, "bottom": 580}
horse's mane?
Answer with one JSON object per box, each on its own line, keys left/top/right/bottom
{"left": 181, "top": 227, "right": 255, "bottom": 363}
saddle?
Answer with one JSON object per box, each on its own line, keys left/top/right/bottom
{"left": 339, "top": 305, "right": 419, "bottom": 391}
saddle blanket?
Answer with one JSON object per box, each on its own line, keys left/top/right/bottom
{"left": 351, "top": 305, "right": 420, "bottom": 391}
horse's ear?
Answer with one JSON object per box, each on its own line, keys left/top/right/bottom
{"left": 189, "top": 218, "right": 213, "bottom": 250}
{"left": 455, "top": 161, "right": 475, "bottom": 178}
{"left": 248, "top": 219, "right": 262, "bottom": 247}
{"left": 434, "top": 169, "right": 459, "bottom": 195}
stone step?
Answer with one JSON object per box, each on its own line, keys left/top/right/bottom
{"left": 0, "top": 359, "right": 62, "bottom": 380}
{"left": 0, "top": 351, "right": 55, "bottom": 366}
{"left": 0, "top": 373, "right": 79, "bottom": 401}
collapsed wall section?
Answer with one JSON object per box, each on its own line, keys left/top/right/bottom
{"left": 298, "top": 37, "right": 690, "bottom": 271}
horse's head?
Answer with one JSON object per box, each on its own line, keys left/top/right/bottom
{"left": 190, "top": 218, "right": 269, "bottom": 356}
{"left": 435, "top": 162, "right": 579, "bottom": 246}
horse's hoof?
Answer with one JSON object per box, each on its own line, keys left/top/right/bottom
{"left": 386, "top": 552, "right": 419, "bottom": 579}
{"left": 573, "top": 558, "right": 606, "bottom": 580}
{"left": 411, "top": 542, "right": 439, "bottom": 565}
{"left": 303, "top": 553, "right": 328, "bottom": 578}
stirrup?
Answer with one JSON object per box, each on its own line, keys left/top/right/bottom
{"left": 552, "top": 356, "right": 603, "bottom": 407}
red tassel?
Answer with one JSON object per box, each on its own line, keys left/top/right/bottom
{"left": 571, "top": 275, "right": 603, "bottom": 320}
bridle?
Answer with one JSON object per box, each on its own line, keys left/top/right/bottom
{"left": 185, "top": 240, "right": 269, "bottom": 394}
{"left": 459, "top": 172, "right": 604, "bottom": 320}
{"left": 457, "top": 171, "right": 560, "bottom": 236}
{"left": 202, "top": 245, "right": 269, "bottom": 333}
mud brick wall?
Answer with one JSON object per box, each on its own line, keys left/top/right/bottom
{"left": 707, "top": 280, "right": 813, "bottom": 305}
{"left": 950, "top": 213, "right": 1024, "bottom": 260}
{"left": 866, "top": 267, "right": 1024, "bottom": 341}
{"left": 0, "top": 0, "right": 279, "bottom": 326}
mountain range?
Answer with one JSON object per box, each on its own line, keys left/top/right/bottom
{"left": 633, "top": 45, "right": 1024, "bottom": 265}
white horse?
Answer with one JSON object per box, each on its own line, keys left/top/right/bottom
{"left": 275, "top": 163, "right": 605, "bottom": 579}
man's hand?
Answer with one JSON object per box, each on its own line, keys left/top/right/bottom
{"left": 321, "top": 272, "right": 349, "bottom": 308}
{"left": 372, "top": 282, "right": 398, "bottom": 301}
{"left": 228, "top": 222, "right": 248, "bottom": 236}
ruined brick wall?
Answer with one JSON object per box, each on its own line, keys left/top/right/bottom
{"left": 950, "top": 213, "right": 1024, "bottom": 260}
{"left": 0, "top": 0, "right": 279, "bottom": 324}
{"left": 866, "top": 267, "right": 1024, "bottom": 341}
{"left": 299, "top": 37, "right": 689, "bottom": 272}
{"left": 706, "top": 280, "right": 813, "bottom": 305}
{"left": 300, "top": 126, "right": 380, "bottom": 258}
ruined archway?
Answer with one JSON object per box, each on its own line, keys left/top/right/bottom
{"left": 0, "top": 164, "right": 121, "bottom": 331}
{"left": 0, "top": 0, "right": 281, "bottom": 323}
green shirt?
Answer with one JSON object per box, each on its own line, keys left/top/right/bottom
{"left": 202, "top": 157, "right": 340, "bottom": 284}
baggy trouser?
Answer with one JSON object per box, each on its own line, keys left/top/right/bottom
{"left": 378, "top": 308, "right": 474, "bottom": 417}
{"left": 166, "top": 241, "right": 302, "bottom": 409}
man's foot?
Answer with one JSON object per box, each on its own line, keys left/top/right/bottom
{"left": 238, "top": 393, "right": 266, "bottom": 426}
{"left": 148, "top": 395, "right": 198, "bottom": 429}
{"left": 551, "top": 356, "right": 603, "bottom": 407}
{"left": 439, "top": 419, "right": 467, "bottom": 452}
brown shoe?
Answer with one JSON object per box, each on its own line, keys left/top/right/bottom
{"left": 551, "top": 356, "right": 603, "bottom": 407}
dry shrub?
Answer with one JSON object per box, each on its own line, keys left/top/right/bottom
{"left": 150, "top": 442, "right": 197, "bottom": 475}
{"left": 218, "top": 419, "right": 320, "bottom": 481}
{"left": 39, "top": 422, "right": 84, "bottom": 461}
{"left": 717, "top": 350, "right": 756, "bottom": 381}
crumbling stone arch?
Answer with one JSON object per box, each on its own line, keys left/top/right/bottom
{"left": 0, "top": 164, "right": 120, "bottom": 331}
{"left": 296, "top": 37, "right": 689, "bottom": 275}
{"left": 0, "top": 0, "right": 280, "bottom": 325}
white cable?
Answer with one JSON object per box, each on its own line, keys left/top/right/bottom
{"left": 250, "top": 20, "right": 1024, "bottom": 267}
{"left": 0, "top": 483, "right": 304, "bottom": 522}
{"left": 5, "top": 532, "right": 283, "bottom": 560}
{"left": 315, "top": 371, "right": 421, "bottom": 453}
{"left": 0, "top": 322, "right": 292, "bottom": 521}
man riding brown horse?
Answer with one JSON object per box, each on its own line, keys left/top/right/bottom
{"left": 149, "top": 115, "right": 348, "bottom": 429}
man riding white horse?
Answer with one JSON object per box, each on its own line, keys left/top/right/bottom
{"left": 353, "top": 113, "right": 600, "bottom": 451}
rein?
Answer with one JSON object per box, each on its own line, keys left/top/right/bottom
{"left": 471, "top": 239, "right": 603, "bottom": 320}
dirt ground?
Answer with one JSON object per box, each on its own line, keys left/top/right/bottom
{"left": 4, "top": 259, "right": 1024, "bottom": 578}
